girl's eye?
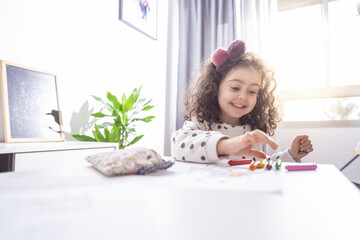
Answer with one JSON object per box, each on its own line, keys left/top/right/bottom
{"left": 231, "top": 87, "right": 240, "bottom": 91}
{"left": 248, "top": 90, "right": 257, "bottom": 95}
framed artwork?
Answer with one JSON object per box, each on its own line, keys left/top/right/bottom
{"left": 119, "top": 0, "right": 158, "bottom": 40}
{"left": 0, "top": 60, "right": 65, "bottom": 143}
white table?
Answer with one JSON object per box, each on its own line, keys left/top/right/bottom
{"left": 0, "top": 160, "right": 359, "bottom": 240}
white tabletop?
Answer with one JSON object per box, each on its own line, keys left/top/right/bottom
{"left": 0, "top": 160, "right": 359, "bottom": 240}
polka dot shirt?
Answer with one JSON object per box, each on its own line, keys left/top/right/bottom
{"left": 171, "top": 117, "right": 293, "bottom": 163}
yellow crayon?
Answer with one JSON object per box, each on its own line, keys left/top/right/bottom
{"left": 259, "top": 158, "right": 268, "bottom": 168}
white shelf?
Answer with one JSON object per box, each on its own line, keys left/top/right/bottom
{"left": 0, "top": 141, "right": 118, "bottom": 154}
{"left": 0, "top": 141, "right": 118, "bottom": 172}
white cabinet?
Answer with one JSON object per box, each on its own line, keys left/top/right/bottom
{"left": 0, "top": 141, "right": 118, "bottom": 172}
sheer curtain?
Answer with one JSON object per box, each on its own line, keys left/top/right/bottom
{"left": 236, "top": 0, "right": 277, "bottom": 60}
{"left": 176, "top": 0, "right": 236, "bottom": 130}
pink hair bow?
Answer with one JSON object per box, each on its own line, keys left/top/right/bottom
{"left": 211, "top": 40, "right": 246, "bottom": 68}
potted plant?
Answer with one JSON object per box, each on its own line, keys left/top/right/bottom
{"left": 72, "top": 86, "right": 155, "bottom": 149}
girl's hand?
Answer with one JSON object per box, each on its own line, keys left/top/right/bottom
{"left": 288, "top": 135, "right": 313, "bottom": 162}
{"left": 216, "top": 130, "right": 278, "bottom": 159}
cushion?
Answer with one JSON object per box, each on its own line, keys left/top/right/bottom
{"left": 85, "top": 147, "right": 174, "bottom": 176}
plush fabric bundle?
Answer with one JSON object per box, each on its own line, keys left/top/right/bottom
{"left": 86, "top": 147, "right": 174, "bottom": 176}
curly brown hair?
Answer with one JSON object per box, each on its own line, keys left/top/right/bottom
{"left": 183, "top": 52, "right": 280, "bottom": 136}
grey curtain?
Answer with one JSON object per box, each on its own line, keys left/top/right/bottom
{"left": 176, "top": 0, "right": 237, "bottom": 129}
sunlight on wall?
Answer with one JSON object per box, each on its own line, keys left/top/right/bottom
{"left": 329, "top": 0, "right": 360, "bottom": 87}
{"left": 283, "top": 97, "right": 360, "bottom": 121}
{"left": 0, "top": 0, "right": 169, "bottom": 154}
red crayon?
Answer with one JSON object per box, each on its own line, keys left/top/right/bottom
{"left": 228, "top": 159, "right": 253, "bottom": 166}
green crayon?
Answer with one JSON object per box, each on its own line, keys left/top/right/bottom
{"left": 275, "top": 159, "right": 282, "bottom": 170}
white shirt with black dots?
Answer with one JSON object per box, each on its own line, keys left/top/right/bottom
{"left": 171, "top": 117, "right": 295, "bottom": 163}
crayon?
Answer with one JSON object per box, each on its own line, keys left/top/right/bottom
{"left": 259, "top": 158, "right": 268, "bottom": 168}
{"left": 275, "top": 159, "right": 282, "bottom": 170}
{"left": 228, "top": 159, "right": 253, "bottom": 166}
{"left": 285, "top": 163, "right": 317, "bottom": 171}
{"left": 266, "top": 159, "right": 273, "bottom": 170}
{"left": 249, "top": 161, "right": 260, "bottom": 171}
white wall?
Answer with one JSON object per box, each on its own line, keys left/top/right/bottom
{"left": 0, "top": 0, "right": 169, "bottom": 154}
{"left": 278, "top": 126, "right": 360, "bottom": 184}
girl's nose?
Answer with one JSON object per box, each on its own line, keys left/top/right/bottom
{"left": 238, "top": 91, "right": 246, "bottom": 99}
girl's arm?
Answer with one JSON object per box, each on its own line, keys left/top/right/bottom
{"left": 216, "top": 130, "right": 278, "bottom": 160}
{"left": 171, "top": 119, "right": 228, "bottom": 163}
{"left": 262, "top": 135, "right": 313, "bottom": 163}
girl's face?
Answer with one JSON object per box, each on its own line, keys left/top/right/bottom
{"left": 218, "top": 66, "right": 261, "bottom": 125}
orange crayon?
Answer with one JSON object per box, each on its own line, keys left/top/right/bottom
{"left": 249, "top": 161, "right": 260, "bottom": 171}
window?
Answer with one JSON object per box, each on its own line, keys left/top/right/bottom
{"left": 273, "top": 0, "right": 360, "bottom": 126}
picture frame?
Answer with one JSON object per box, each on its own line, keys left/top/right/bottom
{"left": 0, "top": 60, "right": 65, "bottom": 143}
{"left": 119, "top": 0, "right": 158, "bottom": 40}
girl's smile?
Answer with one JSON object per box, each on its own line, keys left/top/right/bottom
{"left": 218, "top": 66, "right": 261, "bottom": 125}
{"left": 231, "top": 103, "right": 246, "bottom": 109}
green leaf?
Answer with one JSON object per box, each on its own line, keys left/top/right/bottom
{"left": 96, "top": 122, "right": 113, "bottom": 128}
{"left": 127, "top": 127, "right": 136, "bottom": 133}
{"left": 133, "top": 99, "right": 152, "bottom": 113}
{"left": 72, "top": 134, "right": 96, "bottom": 142}
{"left": 134, "top": 86, "right": 141, "bottom": 102}
{"left": 127, "top": 135, "right": 144, "bottom": 146}
{"left": 135, "top": 97, "right": 146, "bottom": 106}
{"left": 93, "top": 125, "right": 106, "bottom": 142}
{"left": 92, "top": 112, "right": 107, "bottom": 118}
{"left": 132, "top": 116, "right": 155, "bottom": 122}
{"left": 109, "top": 125, "right": 120, "bottom": 142}
{"left": 143, "top": 116, "right": 155, "bottom": 122}
{"left": 115, "top": 115, "right": 121, "bottom": 123}
{"left": 124, "top": 91, "right": 136, "bottom": 112}
{"left": 111, "top": 109, "right": 119, "bottom": 117}
{"left": 141, "top": 98, "right": 153, "bottom": 107}
{"left": 91, "top": 95, "right": 113, "bottom": 111}
{"left": 106, "top": 92, "right": 121, "bottom": 110}
{"left": 91, "top": 95, "right": 103, "bottom": 102}
{"left": 104, "top": 128, "right": 110, "bottom": 141}
{"left": 121, "top": 93, "right": 127, "bottom": 105}
{"left": 141, "top": 105, "right": 154, "bottom": 111}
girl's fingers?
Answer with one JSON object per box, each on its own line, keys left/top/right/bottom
{"left": 301, "top": 146, "right": 313, "bottom": 153}
{"left": 300, "top": 142, "right": 312, "bottom": 150}
{"left": 294, "top": 135, "right": 307, "bottom": 144}
{"left": 248, "top": 149, "right": 267, "bottom": 159}
{"left": 252, "top": 130, "right": 278, "bottom": 150}
{"left": 300, "top": 135, "right": 309, "bottom": 144}
{"left": 268, "top": 139, "right": 279, "bottom": 150}
{"left": 300, "top": 139, "right": 313, "bottom": 152}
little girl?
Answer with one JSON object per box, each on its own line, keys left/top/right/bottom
{"left": 171, "top": 40, "right": 313, "bottom": 163}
